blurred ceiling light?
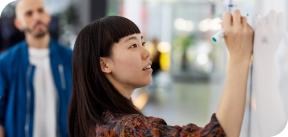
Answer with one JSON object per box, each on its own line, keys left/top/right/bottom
{"left": 211, "top": 18, "right": 222, "bottom": 31}
{"left": 198, "top": 18, "right": 222, "bottom": 32}
{"left": 196, "top": 53, "right": 209, "bottom": 65}
{"left": 186, "top": 21, "right": 194, "bottom": 31}
{"left": 174, "top": 18, "right": 194, "bottom": 32}
{"left": 174, "top": 18, "right": 186, "bottom": 30}
{"left": 157, "top": 42, "right": 172, "bottom": 53}
{"left": 198, "top": 18, "right": 211, "bottom": 32}
{"left": 0, "top": 0, "right": 16, "bottom": 17}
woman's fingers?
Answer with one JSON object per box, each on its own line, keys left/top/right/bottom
{"left": 222, "top": 10, "right": 254, "bottom": 62}
{"left": 223, "top": 10, "right": 248, "bottom": 28}
{"left": 223, "top": 10, "right": 247, "bottom": 30}
{"left": 223, "top": 12, "right": 232, "bottom": 29}
{"left": 233, "top": 9, "right": 242, "bottom": 27}
{"left": 241, "top": 16, "right": 248, "bottom": 27}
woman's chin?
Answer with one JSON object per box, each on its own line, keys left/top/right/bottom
{"left": 145, "top": 79, "right": 152, "bottom": 86}
{"left": 136, "top": 78, "right": 152, "bottom": 88}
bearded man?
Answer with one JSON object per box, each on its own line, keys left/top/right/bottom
{"left": 0, "top": 0, "right": 72, "bottom": 136}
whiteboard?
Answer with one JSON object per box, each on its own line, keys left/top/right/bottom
{"left": 222, "top": 0, "right": 288, "bottom": 137}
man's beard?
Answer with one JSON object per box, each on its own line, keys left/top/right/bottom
{"left": 24, "top": 28, "right": 48, "bottom": 38}
{"left": 23, "top": 21, "right": 49, "bottom": 38}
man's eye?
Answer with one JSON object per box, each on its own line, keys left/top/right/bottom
{"left": 26, "top": 11, "right": 32, "bottom": 16}
{"left": 131, "top": 44, "right": 137, "bottom": 48}
{"left": 38, "top": 9, "right": 44, "bottom": 13}
{"left": 142, "top": 42, "right": 146, "bottom": 46}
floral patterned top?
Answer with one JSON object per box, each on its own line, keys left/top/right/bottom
{"left": 95, "top": 111, "right": 226, "bottom": 137}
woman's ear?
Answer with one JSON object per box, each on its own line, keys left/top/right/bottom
{"left": 100, "top": 57, "right": 112, "bottom": 73}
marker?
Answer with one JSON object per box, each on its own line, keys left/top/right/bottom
{"left": 212, "top": 16, "right": 288, "bottom": 43}
{"left": 212, "top": 14, "right": 250, "bottom": 43}
{"left": 212, "top": 29, "right": 225, "bottom": 43}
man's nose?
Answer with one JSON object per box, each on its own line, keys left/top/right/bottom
{"left": 33, "top": 12, "right": 41, "bottom": 20}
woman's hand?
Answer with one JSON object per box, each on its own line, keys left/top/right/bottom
{"left": 216, "top": 10, "right": 254, "bottom": 137}
{"left": 222, "top": 9, "right": 254, "bottom": 63}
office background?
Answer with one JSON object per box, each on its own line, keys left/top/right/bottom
{"left": 1, "top": 0, "right": 288, "bottom": 136}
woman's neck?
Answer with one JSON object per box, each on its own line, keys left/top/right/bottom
{"left": 114, "top": 83, "right": 134, "bottom": 99}
{"left": 105, "top": 74, "right": 135, "bottom": 99}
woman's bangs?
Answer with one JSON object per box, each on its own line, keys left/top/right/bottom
{"left": 102, "top": 16, "right": 141, "bottom": 43}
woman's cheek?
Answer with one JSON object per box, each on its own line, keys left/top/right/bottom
{"left": 118, "top": 60, "right": 139, "bottom": 76}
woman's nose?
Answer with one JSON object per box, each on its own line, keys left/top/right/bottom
{"left": 142, "top": 46, "right": 151, "bottom": 60}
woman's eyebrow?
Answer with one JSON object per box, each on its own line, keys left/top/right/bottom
{"left": 125, "top": 36, "right": 137, "bottom": 43}
{"left": 125, "top": 36, "right": 144, "bottom": 43}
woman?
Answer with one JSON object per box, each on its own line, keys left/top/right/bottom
{"left": 69, "top": 9, "right": 253, "bottom": 137}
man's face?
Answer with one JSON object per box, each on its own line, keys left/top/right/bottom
{"left": 15, "top": 0, "right": 51, "bottom": 38}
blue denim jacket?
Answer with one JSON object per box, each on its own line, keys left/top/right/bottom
{"left": 0, "top": 39, "right": 72, "bottom": 137}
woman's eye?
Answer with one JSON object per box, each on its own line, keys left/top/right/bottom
{"left": 131, "top": 44, "right": 137, "bottom": 48}
{"left": 142, "top": 42, "right": 146, "bottom": 47}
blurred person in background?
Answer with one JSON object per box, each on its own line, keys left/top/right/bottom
{"left": 151, "top": 38, "right": 161, "bottom": 76}
{"left": 0, "top": 0, "right": 72, "bottom": 136}
{"left": 69, "top": 9, "right": 253, "bottom": 137}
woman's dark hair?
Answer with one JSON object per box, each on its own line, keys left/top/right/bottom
{"left": 68, "top": 16, "right": 143, "bottom": 137}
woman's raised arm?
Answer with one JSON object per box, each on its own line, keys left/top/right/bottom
{"left": 216, "top": 9, "right": 254, "bottom": 137}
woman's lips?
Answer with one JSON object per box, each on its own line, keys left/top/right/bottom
{"left": 143, "top": 68, "right": 153, "bottom": 72}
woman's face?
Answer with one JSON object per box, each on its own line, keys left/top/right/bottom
{"left": 104, "top": 33, "right": 153, "bottom": 90}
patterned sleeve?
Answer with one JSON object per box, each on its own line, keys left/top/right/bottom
{"left": 122, "top": 113, "right": 226, "bottom": 137}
